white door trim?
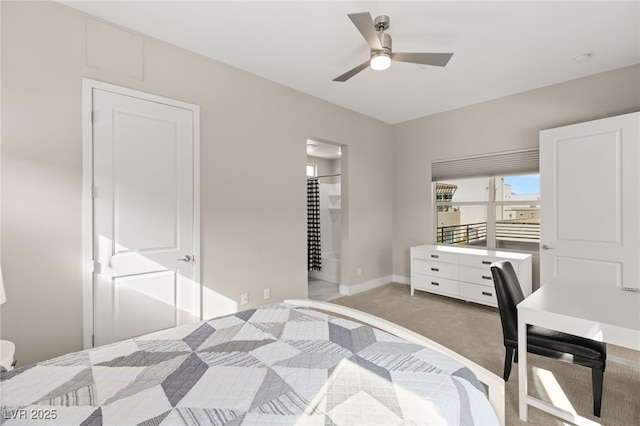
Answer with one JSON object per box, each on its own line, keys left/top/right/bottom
{"left": 82, "top": 78, "right": 201, "bottom": 349}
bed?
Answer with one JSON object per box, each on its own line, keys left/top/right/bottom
{"left": 0, "top": 300, "right": 504, "bottom": 425}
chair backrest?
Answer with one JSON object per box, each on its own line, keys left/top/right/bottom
{"left": 490, "top": 260, "right": 526, "bottom": 343}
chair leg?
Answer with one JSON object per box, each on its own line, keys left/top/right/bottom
{"left": 592, "top": 368, "right": 604, "bottom": 417}
{"left": 503, "top": 347, "right": 515, "bottom": 381}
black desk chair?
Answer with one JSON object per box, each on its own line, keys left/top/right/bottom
{"left": 490, "top": 260, "right": 607, "bottom": 417}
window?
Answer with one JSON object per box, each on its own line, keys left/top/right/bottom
{"left": 432, "top": 149, "right": 539, "bottom": 251}
{"left": 306, "top": 163, "right": 317, "bottom": 177}
{"left": 435, "top": 173, "right": 540, "bottom": 252}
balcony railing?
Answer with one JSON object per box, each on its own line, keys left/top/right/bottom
{"left": 437, "top": 222, "right": 487, "bottom": 245}
{"left": 437, "top": 221, "right": 540, "bottom": 245}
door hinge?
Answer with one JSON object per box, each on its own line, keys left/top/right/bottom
{"left": 92, "top": 334, "right": 95, "bottom": 347}
{"left": 91, "top": 185, "right": 97, "bottom": 198}
{"left": 90, "top": 111, "right": 95, "bottom": 123}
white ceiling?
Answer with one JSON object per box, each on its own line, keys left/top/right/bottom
{"left": 62, "top": 1, "right": 640, "bottom": 124}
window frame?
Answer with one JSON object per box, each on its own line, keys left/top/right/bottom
{"left": 433, "top": 176, "right": 540, "bottom": 252}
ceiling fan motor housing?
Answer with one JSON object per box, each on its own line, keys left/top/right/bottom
{"left": 376, "top": 32, "right": 392, "bottom": 53}
{"left": 373, "top": 15, "right": 392, "bottom": 56}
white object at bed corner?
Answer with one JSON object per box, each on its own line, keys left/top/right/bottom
{"left": 285, "top": 298, "right": 506, "bottom": 426}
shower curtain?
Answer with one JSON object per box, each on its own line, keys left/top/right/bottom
{"left": 307, "top": 178, "right": 322, "bottom": 271}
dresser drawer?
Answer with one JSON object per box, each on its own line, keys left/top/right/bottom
{"left": 458, "top": 255, "right": 519, "bottom": 274}
{"left": 413, "top": 259, "right": 459, "bottom": 280}
{"left": 412, "top": 274, "right": 459, "bottom": 297}
{"left": 460, "top": 266, "right": 495, "bottom": 286}
{"left": 459, "top": 282, "right": 498, "bottom": 306}
{"left": 412, "top": 249, "right": 458, "bottom": 264}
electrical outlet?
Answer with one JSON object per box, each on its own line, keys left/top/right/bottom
{"left": 357, "top": 267, "right": 362, "bottom": 276}
{"left": 264, "top": 288, "right": 271, "bottom": 300}
{"left": 241, "top": 293, "right": 249, "bottom": 305}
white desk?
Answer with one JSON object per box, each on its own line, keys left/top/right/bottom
{"left": 517, "top": 279, "right": 640, "bottom": 425}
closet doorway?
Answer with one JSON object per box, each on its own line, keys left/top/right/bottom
{"left": 306, "top": 139, "right": 344, "bottom": 301}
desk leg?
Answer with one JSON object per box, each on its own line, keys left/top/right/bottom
{"left": 518, "top": 317, "right": 528, "bottom": 421}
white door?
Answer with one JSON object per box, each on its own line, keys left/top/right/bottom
{"left": 540, "top": 112, "right": 639, "bottom": 290}
{"left": 91, "top": 87, "right": 200, "bottom": 346}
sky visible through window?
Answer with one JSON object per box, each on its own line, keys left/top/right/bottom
{"left": 504, "top": 174, "right": 540, "bottom": 195}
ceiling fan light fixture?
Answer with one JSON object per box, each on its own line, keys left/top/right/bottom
{"left": 370, "top": 52, "right": 391, "bottom": 70}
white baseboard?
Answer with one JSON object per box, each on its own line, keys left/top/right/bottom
{"left": 393, "top": 275, "right": 410, "bottom": 285}
{"left": 339, "top": 275, "right": 393, "bottom": 296}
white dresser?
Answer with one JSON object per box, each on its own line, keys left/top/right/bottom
{"left": 411, "top": 244, "right": 532, "bottom": 307}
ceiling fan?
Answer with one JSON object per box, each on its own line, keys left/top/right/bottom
{"left": 333, "top": 12, "right": 454, "bottom": 82}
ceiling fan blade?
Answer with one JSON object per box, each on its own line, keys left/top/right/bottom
{"left": 392, "top": 52, "right": 454, "bottom": 67}
{"left": 333, "top": 60, "right": 370, "bottom": 82}
{"left": 348, "top": 12, "right": 382, "bottom": 50}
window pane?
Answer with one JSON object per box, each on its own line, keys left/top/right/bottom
{"left": 435, "top": 177, "right": 490, "bottom": 202}
{"left": 437, "top": 205, "right": 487, "bottom": 247}
{"left": 496, "top": 174, "right": 540, "bottom": 202}
{"left": 495, "top": 204, "right": 540, "bottom": 251}
{"left": 306, "top": 163, "right": 317, "bottom": 177}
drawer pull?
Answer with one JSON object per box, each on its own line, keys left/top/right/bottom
{"left": 430, "top": 254, "right": 439, "bottom": 259}
{"left": 482, "top": 291, "right": 493, "bottom": 297}
{"left": 431, "top": 267, "right": 439, "bottom": 272}
{"left": 482, "top": 275, "right": 492, "bottom": 280}
{"left": 482, "top": 260, "right": 492, "bottom": 265}
{"left": 431, "top": 282, "right": 440, "bottom": 286}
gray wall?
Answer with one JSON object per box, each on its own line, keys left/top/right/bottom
{"left": 1, "top": 1, "right": 393, "bottom": 365}
{"left": 392, "top": 64, "right": 640, "bottom": 287}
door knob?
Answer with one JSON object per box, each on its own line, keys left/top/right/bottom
{"left": 177, "top": 255, "right": 193, "bottom": 262}
{"left": 541, "top": 245, "right": 554, "bottom": 250}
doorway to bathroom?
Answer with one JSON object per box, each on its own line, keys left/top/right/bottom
{"left": 306, "top": 139, "right": 343, "bottom": 301}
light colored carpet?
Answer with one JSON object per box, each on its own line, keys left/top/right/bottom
{"left": 329, "top": 282, "right": 640, "bottom": 426}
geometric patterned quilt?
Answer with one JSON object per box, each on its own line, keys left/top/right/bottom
{"left": 0, "top": 303, "right": 498, "bottom": 425}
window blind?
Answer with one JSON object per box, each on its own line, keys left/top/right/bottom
{"left": 431, "top": 148, "right": 539, "bottom": 181}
